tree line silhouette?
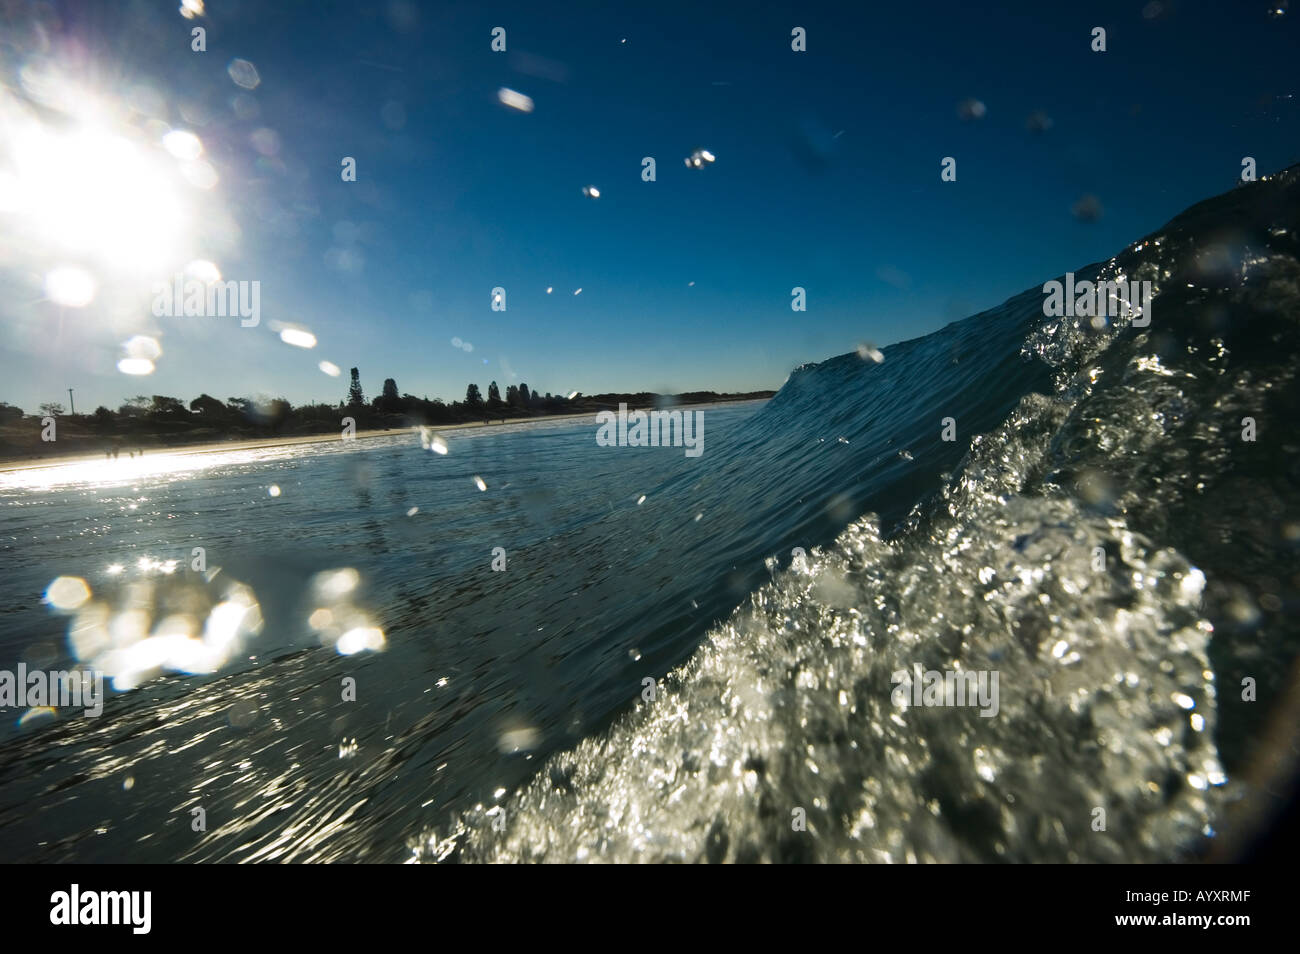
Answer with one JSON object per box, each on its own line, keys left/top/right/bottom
{"left": 0, "top": 368, "right": 774, "bottom": 459}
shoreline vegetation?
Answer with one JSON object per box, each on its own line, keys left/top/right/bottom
{"left": 0, "top": 372, "right": 774, "bottom": 468}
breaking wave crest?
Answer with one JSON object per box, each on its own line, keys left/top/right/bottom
{"left": 418, "top": 167, "right": 1300, "bottom": 862}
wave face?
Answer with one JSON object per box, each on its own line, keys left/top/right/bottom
{"left": 2, "top": 170, "right": 1296, "bottom": 865}
{"left": 420, "top": 168, "right": 1300, "bottom": 862}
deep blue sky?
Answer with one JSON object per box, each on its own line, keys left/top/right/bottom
{"left": 1, "top": 0, "right": 1297, "bottom": 412}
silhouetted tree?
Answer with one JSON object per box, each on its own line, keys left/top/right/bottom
{"left": 91, "top": 406, "right": 114, "bottom": 432}
{"left": 347, "top": 368, "right": 365, "bottom": 407}
{"left": 266, "top": 398, "right": 292, "bottom": 428}
{"left": 505, "top": 384, "right": 519, "bottom": 407}
{"left": 149, "top": 396, "right": 188, "bottom": 418}
{"left": 189, "top": 394, "right": 226, "bottom": 416}
{"left": 465, "top": 383, "right": 482, "bottom": 407}
{"left": 487, "top": 381, "right": 502, "bottom": 408}
{"left": 38, "top": 402, "right": 64, "bottom": 416}
{"left": 378, "top": 377, "right": 401, "bottom": 413}
{"left": 519, "top": 383, "right": 531, "bottom": 406}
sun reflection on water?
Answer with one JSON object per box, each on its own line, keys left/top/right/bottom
{"left": 0, "top": 451, "right": 233, "bottom": 492}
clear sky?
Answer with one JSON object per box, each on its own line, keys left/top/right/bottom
{"left": 1, "top": 0, "right": 1296, "bottom": 413}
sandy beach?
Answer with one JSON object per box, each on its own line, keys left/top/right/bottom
{"left": 0, "top": 401, "right": 769, "bottom": 473}
{"left": 0, "top": 412, "right": 599, "bottom": 474}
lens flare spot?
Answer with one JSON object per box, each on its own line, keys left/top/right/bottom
{"left": 117, "top": 358, "right": 155, "bottom": 375}
{"left": 45, "top": 576, "right": 91, "bottom": 611}
{"left": 279, "top": 328, "right": 317, "bottom": 349}
{"left": 180, "top": 160, "right": 218, "bottom": 190}
{"left": 184, "top": 259, "right": 221, "bottom": 283}
{"left": 18, "top": 707, "right": 57, "bottom": 726}
{"left": 45, "top": 266, "right": 96, "bottom": 306}
{"left": 337, "top": 627, "right": 385, "bottom": 655}
{"left": 162, "top": 129, "right": 203, "bottom": 160}
{"left": 313, "top": 568, "right": 359, "bottom": 600}
{"left": 124, "top": 335, "right": 162, "bottom": 361}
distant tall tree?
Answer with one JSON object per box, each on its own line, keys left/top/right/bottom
{"left": 465, "top": 383, "right": 482, "bottom": 407}
{"left": 347, "top": 368, "right": 365, "bottom": 407}
{"left": 519, "top": 383, "right": 531, "bottom": 406}
{"left": 505, "top": 384, "right": 519, "bottom": 407}
{"left": 487, "top": 381, "right": 502, "bottom": 407}
{"left": 38, "top": 402, "right": 64, "bottom": 416}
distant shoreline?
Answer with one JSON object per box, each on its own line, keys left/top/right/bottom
{"left": 0, "top": 398, "right": 768, "bottom": 473}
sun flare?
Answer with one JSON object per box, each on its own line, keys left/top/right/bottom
{"left": 8, "top": 121, "right": 191, "bottom": 274}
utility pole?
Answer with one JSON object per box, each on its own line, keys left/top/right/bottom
{"left": 67, "top": 388, "right": 75, "bottom": 415}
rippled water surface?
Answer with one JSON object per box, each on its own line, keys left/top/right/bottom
{"left": 3, "top": 168, "right": 1299, "bottom": 863}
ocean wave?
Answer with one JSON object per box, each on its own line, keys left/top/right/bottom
{"left": 417, "top": 166, "right": 1300, "bottom": 862}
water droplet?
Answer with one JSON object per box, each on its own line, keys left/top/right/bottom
{"left": 856, "top": 342, "right": 885, "bottom": 363}
{"left": 227, "top": 58, "right": 261, "bottom": 90}
{"left": 498, "top": 727, "right": 539, "bottom": 754}
{"left": 684, "top": 148, "right": 716, "bottom": 169}
{"left": 1072, "top": 194, "right": 1103, "bottom": 223}
{"left": 278, "top": 327, "right": 316, "bottom": 349}
{"left": 497, "top": 88, "right": 534, "bottom": 113}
